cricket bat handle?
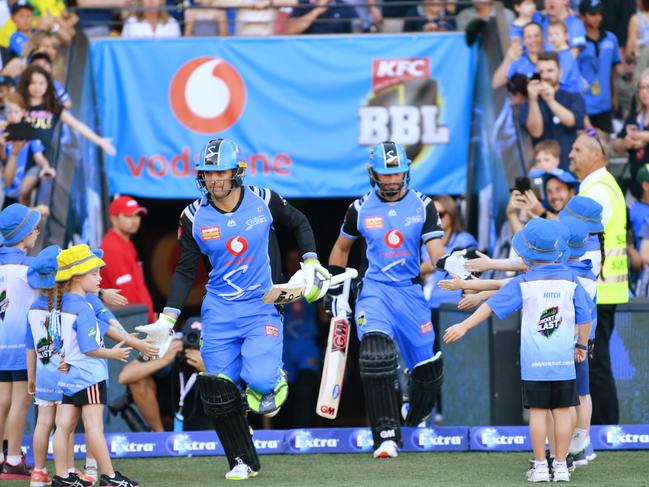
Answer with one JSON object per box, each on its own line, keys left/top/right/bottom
{"left": 330, "top": 268, "right": 358, "bottom": 287}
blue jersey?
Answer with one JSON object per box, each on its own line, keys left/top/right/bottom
{"left": 578, "top": 31, "right": 621, "bottom": 115}
{"left": 0, "top": 247, "right": 35, "bottom": 371}
{"left": 26, "top": 294, "right": 62, "bottom": 401}
{"left": 535, "top": 12, "right": 586, "bottom": 51}
{"left": 341, "top": 189, "right": 443, "bottom": 284}
{"left": 507, "top": 54, "right": 537, "bottom": 80}
{"left": 629, "top": 202, "right": 649, "bottom": 250}
{"left": 487, "top": 263, "right": 592, "bottom": 381}
{"left": 57, "top": 294, "right": 108, "bottom": 395}
{"left": 564, "top": 259, "right": 597, "bottom": 339}
{"left": 509, "top": 23, "right": 524, "bottom": 42}
{"left": 583, "top": 234, "right": 602, "bottom": 277}
{"left": 86, "top": 293, "right": 115, "bottom": 337}
{"left": 422, "top": 231, "right": 478, "bottom": 309}
{"left": 557, "top": 48, "right": 585, "bottom": 94}
{"left": 165, "top": 185, "right": 317, "bottom": 317}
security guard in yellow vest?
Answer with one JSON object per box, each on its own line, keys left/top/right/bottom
{"left": 569, "top": 131, "right": 628, "bottom": 425}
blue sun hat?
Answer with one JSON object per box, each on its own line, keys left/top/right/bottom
{"left": 0, "top": 203, "right": 41, "bottom": 246}
{"left": 558, "top": 196, "right": 604, "bottom": 234}
{"left": 512, "top": 218, "right": 564, "bottom": 263}
{"left": 559, "top": 216, "right": 590, "bottom": 259}
{"left": 27, "top": 245, "right": 62, "bottom": 289}
{"left": 556, "top": 220, "right": 571, "bottom": 263}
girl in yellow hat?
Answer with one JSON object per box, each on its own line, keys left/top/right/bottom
{"left": 50, "top": 244, "right": 139, "bottom": 487}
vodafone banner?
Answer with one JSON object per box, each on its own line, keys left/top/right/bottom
{"left": 90, "top": 35, "right": 476, "bottom": 199}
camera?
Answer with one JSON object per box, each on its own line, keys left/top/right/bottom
{"left": 175, "top": 324, "right": 201, "bottom": 365}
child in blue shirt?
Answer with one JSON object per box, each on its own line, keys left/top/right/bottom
{"left": 548, "top": 20, "right": 587, "bottom": 93}
{"left": 25, "top": 245, "right": 64, "bottom": 486}
{"left": 444, "top": 218, "right": 592, "bottom": 483}
{"left": 510, "top": 0, "right": 537, "bottom": 42}
{"left": 51, "top": 245, "right": 138, "bottom": 487}
{"left": 0, "top": 203, "right": 40, "bottom": 480}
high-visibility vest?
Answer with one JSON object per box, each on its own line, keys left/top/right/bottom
{"left": 580, "top": 170, "right": 629, "bottom": 304}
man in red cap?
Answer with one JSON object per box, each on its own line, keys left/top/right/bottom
{"left": 100, "top": 195, "right": 154, "bottom": 321}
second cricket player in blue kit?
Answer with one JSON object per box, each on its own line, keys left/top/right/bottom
{"left": 137, "top": 138, "right": 329, "bottom": 480}
{"left": 327, "top": 141, "right": 445, "bottom": 459}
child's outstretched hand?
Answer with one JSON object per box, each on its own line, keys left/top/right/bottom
{"left": 444, "top": 323, "right": 467, "bottom": 343}
{"left": 438, "top": 274, "right": 464, "bottom": 291}
{"left": 464, "top": 251, "right": 492, "bottom": 273}
{"left": 109, "top": 340, "right": 132, "bottom": 362}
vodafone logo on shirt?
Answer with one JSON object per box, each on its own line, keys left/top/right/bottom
{"left": 384, "top": 230, "right": 404, "bottom": 249}
{"left": 169, "top": 57, "right": 246, "bottom": 134}
{"left": 226, "top": 236, "right": 248, "bottom": 256}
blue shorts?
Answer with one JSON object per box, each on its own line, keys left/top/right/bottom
{"left": 200, "top": 296, "right": 284, "bottom": 395}
{"left": 355, "top": 279, "right": 435, "bottom": 370}
{"left": 575, "top": 357, "right": 589, "bottom": 396}
{"left": 283, "top": 338, "right": 320, "bottom": 383}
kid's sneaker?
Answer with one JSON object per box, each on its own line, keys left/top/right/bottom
{"left": 552, "top": 461, "right": 570, "bottom": 482}
{"left": 99, "top": 471, "right": 138, "bottom": 487}
{"left": 527, "top": 461, "right": 550, "bottom": 483}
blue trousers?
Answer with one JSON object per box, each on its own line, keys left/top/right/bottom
{"left": 200, "top": 295, "right": 284, "bottom": 394}
{"left": 355, "top": 279, "right": 436, "bottom": 370}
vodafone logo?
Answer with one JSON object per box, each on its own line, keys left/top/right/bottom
{"left": 384, "top": 230, "right": 404, "bottom": 249}
{"left": 226, "top": 236, "right": 248, "bottom": 256}
{"left": 169, "top": 57, "right": 246, "bottom": 134}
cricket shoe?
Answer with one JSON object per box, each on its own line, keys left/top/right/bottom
{"left": 30, "top": 469, "right": 52, "bottom": 487}
{"left": 51, "top": 474, "right": 93, "bottom": 487}
{"left": 99, "top": 471, "right": 139, "bottom": 487}
{"left": 551, "top": 461, "right": 570, "bottom": 482}
{"left": 373, "top": 440, "right": 398, "bottom": 459}
{"left": 225, "top": 461, "right": 258, "bottom": 480}
{"left": 526, "top": 461, "right": 550, "bottom": 482}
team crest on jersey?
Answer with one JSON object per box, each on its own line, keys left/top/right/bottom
{"left": 36, "top": 336, "right": 55, "bottom": 364}
{"left": 0, "top": 289, "right": 7, "bottom": 321}
{"left": 537, "top": 306, "right": 562, "bottom": 338}
{"left": 384, "top": 229, "right": 404, "bottom": 249}
{"left": 226, "top": 236, "right": 248, "bottom": 256}
{"left": 364, "top": 216, "right": 384, "bottom": 229}
{"left": 265, "top": 325, "right": 279, "bottom": 337}
{"left": 356, "top": 311, "right": 366, "bottom": 327}
{"left": 200, "top": 226, "right": 221, "bottom": 241}
{"left": 420, "top": 322, "right": 433, "bottom": 334}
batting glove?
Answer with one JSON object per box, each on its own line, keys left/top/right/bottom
{"left": 302, "top": 258, "right": 332, "bottom": 304}
{"left": 135, "top": 313, "right": 176, "bottom": 359}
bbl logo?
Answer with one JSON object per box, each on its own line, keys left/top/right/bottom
{"left": 349, "top": 429, "right": 373, "bottom": 452}
{"left": 537, "top": 306, "right": 562, "bottom": 338}
{"left": 358, "top": 58, "right": 450, "bottom": 163}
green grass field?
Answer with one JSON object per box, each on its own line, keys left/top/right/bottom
{"left": 5, "top": 451, "right": 649, "bottom": 486}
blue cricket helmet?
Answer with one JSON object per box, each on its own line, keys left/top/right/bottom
{"left": 369, "top": 141, "right": 410, "bottom": 175}
{"left": 196, "top": 138, "right": 242, "bottom": 172}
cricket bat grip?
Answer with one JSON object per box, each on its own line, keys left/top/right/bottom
{"left": 329, "top": 268, "right": 358, "bottom": 287}
{"left": 332, "top": 268, "right": 356, "bottom": 319}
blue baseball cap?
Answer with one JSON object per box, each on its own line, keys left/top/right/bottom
{"left": 0, "top": 204, "right": 41, "bottom": 246}
{"left": 558, "top": 195, "right": 604, "bottom": 234}
{"left": 512, "top": 218, "right": 564, "bottom": 263}
{"left": 27, "top": 245, "right": 61, "bottom": 289}
{"left": 543, "top": 169, "right": 579, "bottom": 187}
{"left": 369, "top": 141, "right": 410, "bottom": 175}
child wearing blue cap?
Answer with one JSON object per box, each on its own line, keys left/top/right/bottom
{"left": 52, "top": 245, "right": 139, "bottom": 487}
{"left": 25, "top": 245, "right": 64, "bottom": 487}
{"left": 444, "top": 218, "right": 593, "bottom": 483}
{"left": 558, "top": 217, "right": 598, "bottom": 466}
{"left": 0, "top": 203, "right": 40, "bottom": 480}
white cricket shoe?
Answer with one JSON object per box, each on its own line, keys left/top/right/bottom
{"left": 225, "top": 463, "right": 258, "bottom": 481}
{"left": 373, "top": 440, "right": 398, "bottom": 459}
{"left": 552, "top": 461, "right": 570, "bottom": 482}
{"left": 526, "top": 461, "right": 550, "bottom": 482}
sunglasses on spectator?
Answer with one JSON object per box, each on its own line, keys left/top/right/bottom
{"left": 585, "top": 128, "right": 605, "bottom": 155}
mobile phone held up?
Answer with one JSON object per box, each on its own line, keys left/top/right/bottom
{"left": 514, "top": 176, "right": 532, "bottom": 193}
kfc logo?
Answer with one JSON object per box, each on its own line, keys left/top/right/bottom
{"left": 226, "top": 236, "right": 248, "bottom": 256}
{"left": 169, "top": 57, "right": 246, "bottom": 134}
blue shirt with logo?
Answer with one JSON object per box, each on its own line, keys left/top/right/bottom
{"left": 486, "top": 263, "right": 592, "bottom": 381}
{"left": 535, "top": 12, "right": 587, "bottom": 51}
{"left": 26, "top": 294, "right": 62, "bottom": 401}
{"left": 578, "top": 30, "right": 621, "bottom": 115}
{"left": 341, "top": 189, "right": 443, "bottom": 285}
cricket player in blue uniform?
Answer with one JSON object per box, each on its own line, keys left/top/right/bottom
{"left": 136, "top": 138, "right": 329, "bottom": 480}
{"left": 327, "top": 141, "right": 444, "bottom": 459}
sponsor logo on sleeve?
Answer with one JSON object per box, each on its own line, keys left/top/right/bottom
{"left": 265, "top": 325, "right": 279, "bottom": 337}
{"left": 420, "top": 322, "right": 433, "bottom": 334}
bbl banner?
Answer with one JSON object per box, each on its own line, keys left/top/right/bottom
{"left": 90, "top": 35, "right": 476, "bottom": 199}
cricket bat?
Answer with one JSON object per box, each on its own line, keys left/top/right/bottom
{"left": 262, "top": 268, "right": 357, "bottom": 305}
{"left": 316, "top": 272, "right": 354, "bottom": 419}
